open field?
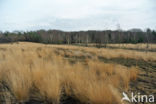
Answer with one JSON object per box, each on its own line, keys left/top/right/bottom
{"left": 0, "top": 42, "right": 155, "bottom": 104}
{"left": 76, "top": 43, "right": 156, "bottom": 52}
{"left": 106, "top": 43, "right": 156, "bottom": 52}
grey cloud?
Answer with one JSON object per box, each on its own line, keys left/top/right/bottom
{"left": 0, "top": 0, "right": 156, "bottom": 31}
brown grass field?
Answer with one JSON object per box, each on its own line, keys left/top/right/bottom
{"left": 107, "top": 43, "right": 156, "bottom": 51}
{"left": 0, "top": 42, "right": 155, "bottom": 104}
{"left": 80, "top": 43, "right": 156, "bottom": 52}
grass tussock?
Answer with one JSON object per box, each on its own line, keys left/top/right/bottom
{"left": 0, "top": 42, "right": 140, "bottom": 104}
{"left": 129, "top": 67, "right": 138, "bottom": 81}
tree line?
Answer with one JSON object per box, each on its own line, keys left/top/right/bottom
{"left": 0, "top": 29, "right": 156, "bottom": 45}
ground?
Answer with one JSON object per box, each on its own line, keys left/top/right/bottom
{"left": 0, "top": 42, "right": 155, "bottom": 104}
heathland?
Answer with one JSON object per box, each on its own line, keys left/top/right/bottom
{"left": 0, "top": 42, "right": 155, "bottom": 104}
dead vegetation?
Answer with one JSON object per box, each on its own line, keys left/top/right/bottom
{"left": 50, "top": 44, "right": 156, "bottom": 61}
{"left": 107, "top": 43, "right": 156, "bottom": 51}
{"left": 0, "top": 42, "right": 151, "bottom": 104}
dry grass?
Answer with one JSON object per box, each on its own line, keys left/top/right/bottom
{"left": 49, "top": 43, "right": 156, "bottom": 61}
{"left": 107, "top": 43, "right": 156, "bottom": 50}
{"left": 0, "top": 42, "right": 141, "bottom": 104}
{"left": 32, "top": 61, "right": 61, "bottom": 103}
{"left": 129, "top": 67, "right": 139, "bottom": 81}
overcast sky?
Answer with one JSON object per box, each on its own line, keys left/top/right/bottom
{"left": 0, "top": 0, "right": 156, "bottom": 31}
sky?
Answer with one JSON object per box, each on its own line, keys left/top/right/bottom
{"left": 0, "top": 0, "right": 156, "bottom": 31}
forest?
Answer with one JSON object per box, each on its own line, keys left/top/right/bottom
{"left": 0, "top": 29, "right": 156, "bottom": 45}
